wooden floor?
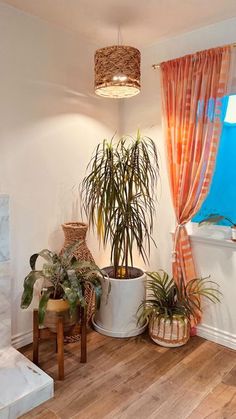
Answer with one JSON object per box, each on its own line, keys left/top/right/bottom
{"left": 20, "top": 330, "right": 236, "bottom": 419}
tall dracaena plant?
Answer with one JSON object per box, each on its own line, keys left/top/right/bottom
{"left": 81, "top": 131, "right": 159, "bottom": 278}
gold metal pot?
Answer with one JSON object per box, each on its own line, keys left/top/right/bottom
{"left": 43, "top": 299, "right": 78, "bottom": 333}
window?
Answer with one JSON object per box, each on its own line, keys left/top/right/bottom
{"left": 192, "top": 95, "right": 236, "bottom": 226}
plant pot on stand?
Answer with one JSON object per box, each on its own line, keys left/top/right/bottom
{"left": 21, "top": 244, "right": 103, "bottom": 379}
{"left": 21, "top": 243, "right": 103, "bottom": 339}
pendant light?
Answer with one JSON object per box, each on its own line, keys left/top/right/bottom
{"left": 94, "top": 37, "right": 141, "bottom": 99}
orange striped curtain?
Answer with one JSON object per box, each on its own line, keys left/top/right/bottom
{"left": 160, "top": 46, "right": 231, "bottom": 301}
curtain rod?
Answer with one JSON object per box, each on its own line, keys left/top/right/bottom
{"left": 152, "top": 42, "right": 236, "bottom": 69}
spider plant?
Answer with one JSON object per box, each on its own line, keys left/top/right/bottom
{"left": 21, "top": 242, "right": 103, "bottom": 325}
{"left": 199, "top": 213, "right": 236, "bottom": 227}
{"left": 81, "top": 131, "right": 159, "bottom": 278}
{"left": 137, "top": 270, "right": 221, "bottom": 325}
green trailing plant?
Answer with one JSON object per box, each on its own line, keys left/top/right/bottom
{"left": 81, "top": 131, "right": 159, "bottom": 278}
{"left": 137, "top": 270, "right": 221, "bottom": 325}
{"left": 21, "top": 242, "right": 103, "bottom": 325}
{"left": 199, "top": 213, "right": 236, "bottom": 227}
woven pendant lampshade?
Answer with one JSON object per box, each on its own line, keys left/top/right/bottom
{"left": 94, "top": 45, "right": 141, "bottom": 98}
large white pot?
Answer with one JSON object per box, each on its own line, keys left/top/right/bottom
{"left": 92, "top": 267, "right": 147, "bottom": 337}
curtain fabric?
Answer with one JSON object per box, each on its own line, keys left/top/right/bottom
{"left": 160, "top": 46, "right": 231, "bottom": 303}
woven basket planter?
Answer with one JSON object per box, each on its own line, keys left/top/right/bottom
{"left": 61, "top": 222, "right": 95, "bottom": 325}
{"left": 149, "top": 316, "right": 190, "bottom": 348}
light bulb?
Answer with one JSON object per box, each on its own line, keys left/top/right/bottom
{"left": 112, "top": 74, "right": 128, "bottom": 82}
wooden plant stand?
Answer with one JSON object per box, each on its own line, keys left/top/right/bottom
{"left": 33, "top": 306, "right": 87, "bottom": 380}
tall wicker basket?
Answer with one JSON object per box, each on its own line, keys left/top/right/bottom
{"left": 61, "top": 222, "right": 95, "bottom": 327}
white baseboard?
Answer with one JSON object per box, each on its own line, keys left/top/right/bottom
{"left": 12, "top": 330, "right": 33, "bottom": 349}
{"left": 197, "top": 323, "right": 236, "bottom": 351}
{"left": 12, "top": 324, "right": 236, "bottom": 351}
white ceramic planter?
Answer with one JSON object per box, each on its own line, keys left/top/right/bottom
{"left": 92, "top": 267, "right": 147, "bottom": 337}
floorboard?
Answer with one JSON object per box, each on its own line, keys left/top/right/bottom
{"left": 19, "top": 330, "right": 236, "bottom": 419}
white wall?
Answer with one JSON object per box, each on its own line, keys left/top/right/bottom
{"left": 121, "top": 18, "right": 236, "bottom": 349}
{"left": 0, "top": 3, "right": 119, "bottom": 346}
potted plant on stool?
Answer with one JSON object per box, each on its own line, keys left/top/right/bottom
{"left": 81, "top": 131, "right": 159, "bottom": 337}
{"left": 21, "top": 242, "right": 103, "bottom": 332}
{"left": 138, "top": 270, "right": 221, "bottom": 347}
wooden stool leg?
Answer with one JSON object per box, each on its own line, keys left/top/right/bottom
{"left": 55, "top": 338, "right": 58, "bottom": 353}
{"left": 80, "top": 306, "right": 87, "bottom": 363}
{"left": 57, "top": 316, "right": 64, "bottom": 380}
{"left": 33, "top": 309, "right": 39, "bottom": 365}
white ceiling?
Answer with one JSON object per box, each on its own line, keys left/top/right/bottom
{"left": 2, "top": 0, "right": 236, "bottom": 47}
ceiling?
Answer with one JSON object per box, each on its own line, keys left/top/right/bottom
{"left": 2, "top": 0, "right": 236, "bottom": 47}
